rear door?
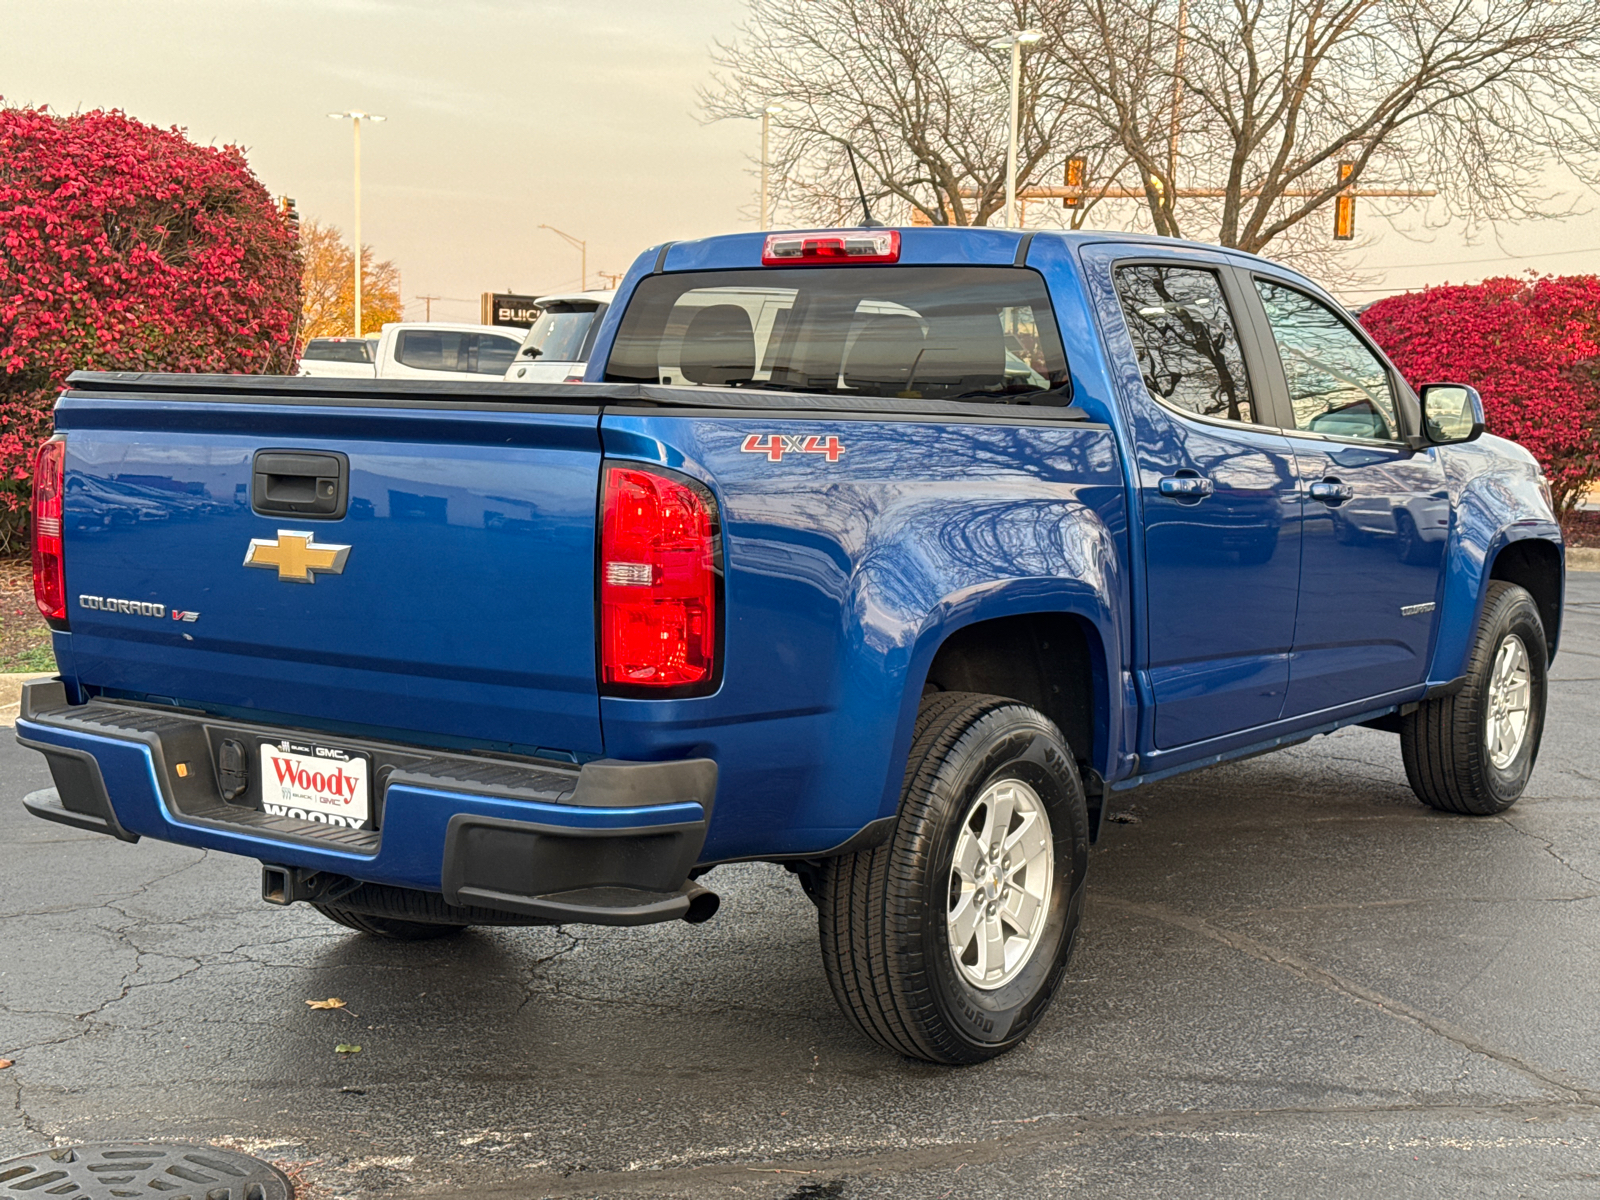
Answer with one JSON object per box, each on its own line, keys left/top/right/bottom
{"left": 1101, "top": 256, "right": 1303, "bottom": 749}
{"left": 55, "top": 382, "right": 604, "bottom": 758}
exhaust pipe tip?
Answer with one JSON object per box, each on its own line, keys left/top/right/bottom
{"left": 682, "top": 882, "right": 720, "bottom": 924}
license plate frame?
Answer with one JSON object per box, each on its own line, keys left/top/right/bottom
{"left": 257, "top": 738, "right": 372, "bottom": 831}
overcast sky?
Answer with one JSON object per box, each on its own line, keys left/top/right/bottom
{"left": 4, "top": 0, "right": 1600, "bottom": 318}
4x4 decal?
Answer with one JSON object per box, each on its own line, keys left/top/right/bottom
{"left": 740, "top": 434, "right": 845, "bottom": 462}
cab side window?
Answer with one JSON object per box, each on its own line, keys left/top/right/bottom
{"left": 1254, "top": 280, "right": 1399, "bottom": 441}
{"left": 1114, "top": 264, "right": 1257, "bottom": 425}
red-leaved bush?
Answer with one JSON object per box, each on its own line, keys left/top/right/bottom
{"left": 1360, "top": 275, "right": 1600, "bottom": 514}
{"left": 0, "top": 103, "right": 300, "bottom": 551}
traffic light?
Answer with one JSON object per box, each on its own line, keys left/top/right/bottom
{"left": 277, "top": 196, "right": 300, "bottom": 241}
{"left": 1332, "top": 162, "right": 1355, "bottom": 241}
{"left": 1063, "top": 156, "right": 1087, "bottom": 208}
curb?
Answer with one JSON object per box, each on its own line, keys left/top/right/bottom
{"left": 0, "top": 672, "right": 52, "bottom": 725}
{"left": 1569, "top": 547, "right": 1600, "bottom": 572}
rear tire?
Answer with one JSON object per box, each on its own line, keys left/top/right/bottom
{"left": 818, "top": 692, "right": 1090, "bottom": 1064}
{"left": 1401, "top": 581, "right": 1547, "bottom": 814}
{"left": 312, "top": 904, "right": 470, "bottom": 941}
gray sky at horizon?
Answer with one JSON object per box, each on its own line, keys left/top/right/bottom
{"left": 4, "top": 0, "right": 1600, "bottom": 319}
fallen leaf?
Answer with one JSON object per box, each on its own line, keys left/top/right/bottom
{"left": 0, "top": 1060, "right": 13, "bottom": 1070}
{"left": 334, "top": 1044, "right": 361, "bottom": 1056}
{"left": 305, "top": 998, "right": 347, "bottom": 1011}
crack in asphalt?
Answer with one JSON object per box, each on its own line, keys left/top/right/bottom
{"left": 3, "top": 1065, "right": 53, "bottom": 1152}
{"left": 403, "top": 1097, "right": 1600, "bottom": 1199}
{"left": 0, "top": 847, "right": 215, "bottom": 924}
{"left": 1233, "top": 892, "right": 1598, "bottom": 916}
{"left": 1101, "top": 896, "right": 1600, "bottom": 1107}
{"left": 0, "top": 851, "right": 268, "bottom": 1067}
{"left": 506, "top": 928, "right": 833, "bottom": 1024}
{"left": 515, "top": 929, "right": 584, "bottom": 1016}
{"left": 1496, "top": 814, "right": 1600, "bottom": 889}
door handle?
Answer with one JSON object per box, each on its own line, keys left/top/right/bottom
{"left": 1158, "top": 475, "right": 1214, "bottom": 499}
{"left": 252, "top": 449, "right": 349, "bottom": 519}
{"left": 1309, "top": 478, "right": 1354, "bottom": 504}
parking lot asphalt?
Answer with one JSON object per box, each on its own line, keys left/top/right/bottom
{"left": 3, "top": 575, "right": 1598, "bottom": 1199}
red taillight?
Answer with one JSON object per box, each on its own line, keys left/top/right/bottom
{"left": 600, "top": 465, "right": 719, "bottom": 692}
{"left": 31, "top": 437, "right": 66, "bottom": 623}
{"left": 762, "top": 229, "right": 900, "bottom": 266}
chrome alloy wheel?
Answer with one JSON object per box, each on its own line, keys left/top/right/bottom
{"left": 947, "top": 778, "right": 1054, "bottom": 990}
{"left": 1486, "top": 633, "right": 1533, "bottom": 770}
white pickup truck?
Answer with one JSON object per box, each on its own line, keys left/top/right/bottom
{"left": 297, "top": 323, "right": 524, "bottom": 381}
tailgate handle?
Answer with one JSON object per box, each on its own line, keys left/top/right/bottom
{"left": 252, "top": 450, "right": 348, "bottom": 519}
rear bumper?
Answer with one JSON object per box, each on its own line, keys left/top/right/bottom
{"left": 16, "top": 680, "right": 717, "bottom": 925}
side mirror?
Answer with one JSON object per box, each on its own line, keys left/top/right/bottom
{"left": 1419, "top": 383, "right": 1485, "bottom": 445}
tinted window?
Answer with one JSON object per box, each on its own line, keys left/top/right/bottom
{"left": 476, "top": 334, "right": 519, "bottom": 374}
{"left": 519, "top": 302, "right": 602, "bottom": 363}
{"left": 303, "top": 338, "right": 373, "bottom": 363}
{"left": 1114, "top": 264, "right": 1256, "bottom": 424}
{"left": 605, "top": 266, "right": 1070, "bottom": 404}
{"left": 1255, "top": 280, "right": 1399, "bottom": 441}
{"left": 396, "top": 331, "right": 520, "bottom": 375}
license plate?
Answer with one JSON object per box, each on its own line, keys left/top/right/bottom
{"left": 258, "top": 739, "right": 371, "bottom": 830}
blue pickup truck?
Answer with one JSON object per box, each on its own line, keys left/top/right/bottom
{"left": 18, "top": 227, "right": 1562, "bottom": 1064}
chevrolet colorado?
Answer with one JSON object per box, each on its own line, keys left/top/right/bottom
{"left": 18, "top": 226, "right": 1563, "bottom": 1063}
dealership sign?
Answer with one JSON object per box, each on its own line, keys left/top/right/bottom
{"left": 481, "top": 292, "right": 542, "bottom": 328}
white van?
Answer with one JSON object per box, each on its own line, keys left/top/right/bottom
{"left": 504, "top": 291, "right": 616, "bottom": 383}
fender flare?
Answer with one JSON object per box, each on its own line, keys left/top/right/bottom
{"left": 869, "top": 577, "right": 1127, "bottom": 825}
{"left": 1429, "top": 517, "right": 1563, "bottom": 686}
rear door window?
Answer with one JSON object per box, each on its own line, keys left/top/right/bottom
{"left": 303, "top": 339, "right": 374, "bottom": 363}
{"left": 475, "top": 333, "right": 520, "bottom": 375}
{"left": 1113, "top": 264, "right": 1257, "bottom": 425}
{"left": 396, "top": 331, "right": 521, "bottom": 375}
{"left": 605, "top": 266, "right": 1070, "bottom": 404}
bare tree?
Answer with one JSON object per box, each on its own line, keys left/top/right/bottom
{"left": 707, "top": 0, "right": 1600, "bottom": 259}
{"left": 702, "top": 0, "right": 1115, "bottom": 227}
{"left": 1046, "top": 0, "right": 1600, "bottom": 255}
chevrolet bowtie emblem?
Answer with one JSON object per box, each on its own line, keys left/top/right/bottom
{"left": 244, "top": 530, "right": 351, "bottom": 584}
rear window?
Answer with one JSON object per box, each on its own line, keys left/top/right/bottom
{"left": 395, "top": 330, "right": 521, "bottom": 375}
{"left": 604, "top": 266, "right": 1070, "bottom": 404}
{"left": 302, "top": 338, "right": 374, "bottom": 364}
{"left": 517, "top": 302, "right": 605, "bottom": 364}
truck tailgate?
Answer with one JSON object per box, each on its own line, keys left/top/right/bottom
{"left": 53, "top": 381, "right": 605, "bottom": 758}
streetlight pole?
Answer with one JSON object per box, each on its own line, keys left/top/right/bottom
{"left": 328, "top": 110, "right": 386, "bottom": 337}
{"left": 989, "top": 31, "right": 1043, "bottom": 229}
{"left": 761, "top": 108, "right": 771, "bottom": 231}
{"left": 539, "top": 224, "right": 587, "bottom": 291}
{"left": 759, "top": 104, "right": 785, "bottom": 231}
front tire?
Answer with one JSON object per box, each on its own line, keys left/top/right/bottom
{"left": 1401, "top": 581, "right": 1548, "bottom": 814}
{"left": 818, "top": 692, "right": 1090, "bottom": 1064}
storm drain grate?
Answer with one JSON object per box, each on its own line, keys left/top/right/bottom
{"left": 0, "top": 1143, "right": 292, "bottom": 1200}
